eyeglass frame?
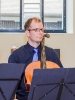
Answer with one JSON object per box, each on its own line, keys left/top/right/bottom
{"left": 28, "top": 28, "right": 45, "bottom": 32}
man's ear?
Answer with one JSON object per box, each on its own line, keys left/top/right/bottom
{"left": 25, "top": 30, "right": 30, "bottom": 37}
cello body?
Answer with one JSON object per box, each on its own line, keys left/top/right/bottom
{"left": 25, "top": 61, "right": 59, "bottom": 85}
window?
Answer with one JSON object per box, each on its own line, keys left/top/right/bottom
{"left": 23, "top": 0, "right": 41, "bottom": 29}
{"left": 0, "top": 0, "right": 20, "bottom": 32}
{"left": 0, "top": 0, "right": 66, "bottom": 33}
{"left": 43, "top": 0, "right": 66, "bottom": 33}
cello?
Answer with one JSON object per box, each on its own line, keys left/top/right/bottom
{"left": 24, "top": 33, "right": 60, "bottom": 91}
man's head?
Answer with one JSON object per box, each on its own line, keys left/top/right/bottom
{"left": 24, "top": 17, "right": 45, "bottom": 47}
{"left": 24, "top": 17, "right": 42, "bottom": 31}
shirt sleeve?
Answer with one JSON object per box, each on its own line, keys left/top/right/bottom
{"left": 8, "top": 52, "right": 19, "bottom": 63}
{"left": 46, "top": 47, "right": 63, "bottom": 68}
{"left": 52, "top": 50, "right": 63, "bottom": 68}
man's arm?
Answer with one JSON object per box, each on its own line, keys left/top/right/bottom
{"left": 46, "top": 47, "right": 63, "bottom": 68}
{"left": 8, "top": 52, "right": 19, "bottom": 63}
{"left": 52, "top": 50, "right": 63, "bottom": 68}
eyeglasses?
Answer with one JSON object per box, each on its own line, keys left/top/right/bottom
{"left": 28, "top": 28, "right": 45, "bottom": 32}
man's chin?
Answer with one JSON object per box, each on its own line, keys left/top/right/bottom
{"left": 37, "top": 39, "right": 42, "bottom": 42}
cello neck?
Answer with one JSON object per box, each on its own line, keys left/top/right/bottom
{"left": 40, "top": 33, "right": 50, "bottom": 68}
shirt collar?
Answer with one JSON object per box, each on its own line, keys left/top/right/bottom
{"left": 26, "top": 42, "right": 41, "bottom": 53}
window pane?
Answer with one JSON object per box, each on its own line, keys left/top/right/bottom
{"left": 0, "top": 0, "right": 20, "bottom": 30}
{"left": 24, "top": 0, "right": 40, "bottom": 3}
{"left": 24, "top": 4, "right": 40, "bottom": 12}
{"left": 23, "top": 0, "right": 41, "bottom": 29}
{"left": 44, "top": 0, "right": 63, "bottom": 30}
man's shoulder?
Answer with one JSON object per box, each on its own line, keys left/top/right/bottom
{"left": 10, "top": 44, "right": 27, "bottom": 57}
{"left": 45, "top": 46, "right": 57, "bottom": 56}
{"left": 8, "top": 44, "right": 27, "bottom": 63}
{"left": 15, "top": 44, "right": 27, "bottom": 52}
{"left": 45, "top": 46, "right": 54, "bottom": 52}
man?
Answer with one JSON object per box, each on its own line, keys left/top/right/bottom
{"left": 8, "top": 17, "right": 63, "bottom": 100}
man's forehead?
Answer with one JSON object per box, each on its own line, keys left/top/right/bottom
{"left": 30, "top": 21, "right": 43, "bottom": 27}
{"left": 31, "top": 20, "right": 42, "bottom": 23}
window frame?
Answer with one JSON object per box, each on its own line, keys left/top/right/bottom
{"left": 0, "top": 0, "right": 66, "bottom": 33}
{"left": 42, "top": 0, "right": 66, "bottom": 33}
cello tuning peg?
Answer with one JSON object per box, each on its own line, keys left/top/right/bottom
{"left": 44, "top": 33, "right": 50, "bottom": 38}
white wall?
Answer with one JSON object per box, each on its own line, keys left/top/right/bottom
{"left": 0, "top": 0, "right": 75, "bottom": 68}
